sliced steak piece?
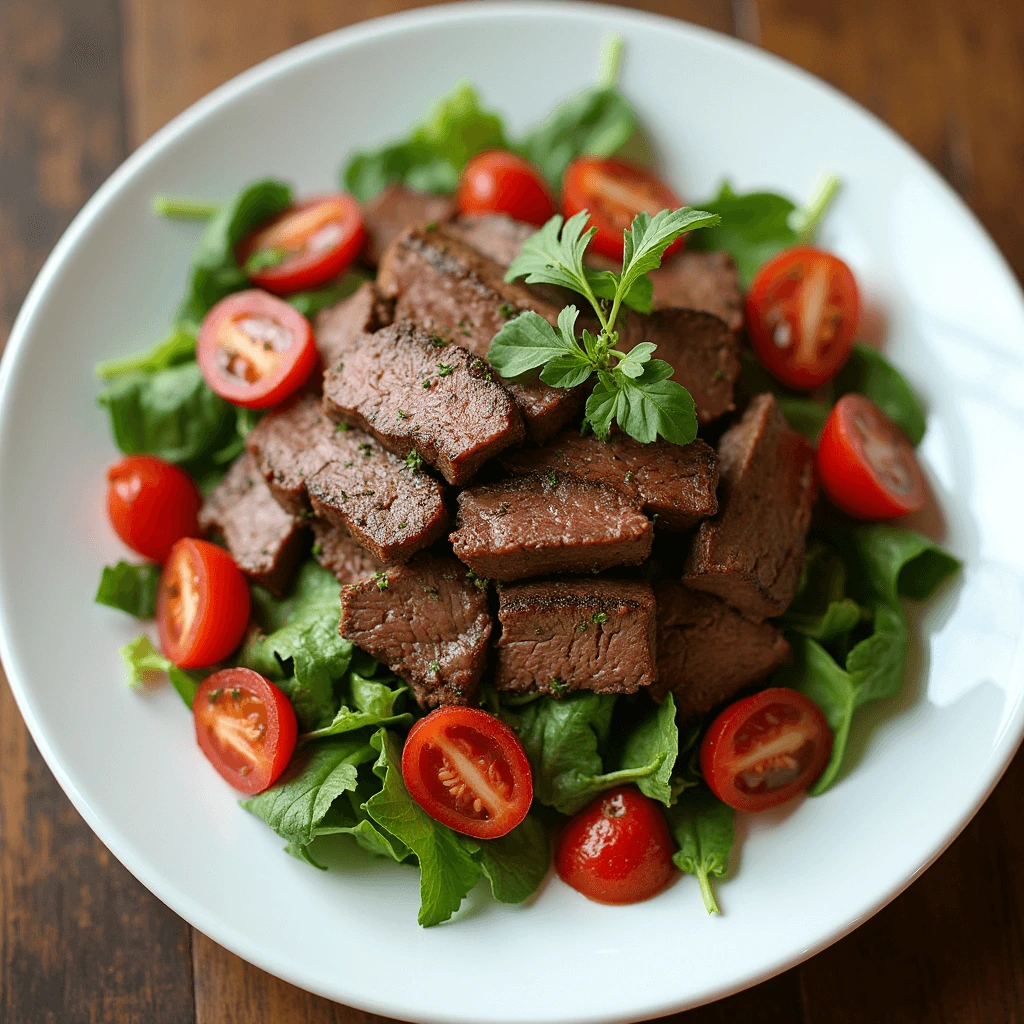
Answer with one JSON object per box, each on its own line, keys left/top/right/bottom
{"left": 339, "top": 554, "right": 492, "bottom": 707}
{"left": 321, "top": 321, "right": 524, "bottom": 485}
{"left": 650, "top": 582, "right": 791, "bottom": 721}
{"left": 494, "top": 578, "right": 657, "bottom": 695}
{"left": 648, "top": 251, "right": 744, "bottom": 331}
{"left": 361, "top": 184, "right": 456, "bottom": 266}
{"left": 246, "top": 393, "right": 448, "bottom": 563}
{"left": 444, "top": 213, "right": 536, "bottom": 270}
{"left": 451, "top": 473, "right": 653, "bottom": 582}
{"left": 314, "top": 282, "right": 393, "bottom": 369}
{"left": 311, "top": 519, "right": 385, "bottom": 584}
{"left": 198, "top": 452, "right": 305, "bottom": 596}
{"left": 376, "top": 224, "right": 585, "bottom": 442}
{"left": 684, "top": 393, "right": 816, "bottom": 619}
{"left": 500, "top": 431, "right": 718, "bottom": 531}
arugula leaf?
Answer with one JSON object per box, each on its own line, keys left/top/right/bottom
{"left": 95, "top": 561, "right": 161, "bottom": 619}
{"left": 119, "top": 634, "right": 201, "bottom": 708}
{"left": 94, "top": 329, "right": 196, "bottom": 381}
{"left": 473, "top": 815, "right": 551, "bottom": 904}
{"left": 487, "top": 307, "right": 588, "bottom": 381}
{"left": 667, "top": 785, "right": 735, "bottom": 914}
{"left": 619, "top": 693, "right": 678, "bottom": 805}
{"left": 834, "top": 343, "right": 927, "bottom": 446}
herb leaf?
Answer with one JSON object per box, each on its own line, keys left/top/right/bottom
{"left": 504, "top": 213, "right": 597, "bottom": 298}
{"left": 488, "top": 307, "right": 587, "bottom": 380}
{"left": 586, "top": 362, "right": 697, "bottom": 445}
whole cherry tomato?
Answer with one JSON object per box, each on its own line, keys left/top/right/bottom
{"left": 457, "top": 151, "right": 555, "bottom": 227}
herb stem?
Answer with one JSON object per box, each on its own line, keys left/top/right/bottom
{"left": 791, "top": 172, "right": 841, "bottom": 244}
{"left": 151, "top": 195, "right": 221, "bottom": 220}
{"left": 698, "top": 870, "right": 721, "bottom": 915}
{"left": 598, "top": 33, "right": 624, "bottom": 89}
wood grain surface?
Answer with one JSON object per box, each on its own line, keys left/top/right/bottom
{"left": 1, "top": 0, "right": 1022, "bottom": 1021}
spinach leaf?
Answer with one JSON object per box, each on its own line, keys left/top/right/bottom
{"left": 94, "top": 329, "right": 196, "bottom": 381}
{"left": 668, "top": 785, "right": 735, "bottom": 914}
{"left": 834, "top": 343, "right": 926, "bottom": 445}
{"left": 473, "top": 815, "right": 551, "bottom": 904}
{"left": 286, "top": 270, "right": 371, "bottom": 320}
{"left": 619, "top": 693, "right": 678, "bottom": 805}
{"left": 781, "top": 542, "right": 866, "bottom": 642}
{"left": 119, "top": 634, "right": 202, "bottom": 708}
{"left": 95, "top": 561, "right": 161, "bottom": 619}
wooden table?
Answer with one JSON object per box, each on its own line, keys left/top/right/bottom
{"left": 2, "top": 0, "right": 1023, "bottom": 1020}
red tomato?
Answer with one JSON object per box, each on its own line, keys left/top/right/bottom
{"left": 197, "top": 290, "right": 316, "bottom": 409}
{"left": 157, "top": 538, "right": 250, "bottom": 669}
{"left": 193, "top": 668, "right": 297, "bottom": 794}
{"left": 401, "top": 706, "right": 533, "bottom": 839}
{"left": 700, "top": 687, "right": 832, "bottom": 813}
{"left": 106, "top": 455, "right": 200, "bottom": 562}
{"left": 746, "top": 246, "right": 861, "bottom": 389}
{"left": 456, "top": 150, "right": 555, "bottom": 227}
{"left": 817, "top": 393, "right": 926, "bottom": 520}
{"left": 236, "top": 194, "right": 366, "bottom": 295}
{"left": 556, "top": 786, "right": 676, "bottom": 905}
{"left": 562, "top": 156, "right": 684, "bottom": 261}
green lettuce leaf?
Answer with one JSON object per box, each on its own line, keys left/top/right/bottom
{"left": 119, "top": 634, "right": 202, "bottom": 708}
{"left": 667, "top": 785, "right": 735, "bottom": 914}
{"left": 303, "top": 670, "right": 412, "bottom": 739}
{"left": 472, "top": 815, "right": 550, "bottom": 904}
{"left": 95, "top": 561, "right": 161, "bottom": 619}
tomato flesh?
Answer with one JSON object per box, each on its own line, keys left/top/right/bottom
{"left": 556, "top": 786, "right": 676, "bottom": 905}
{"left": 457, "top": 150, "right": 555, "bottom": 227}
{"left": 157, "top": 538, "right": 250, "bottom": 668}
{"left": 194, "top": 668, "right": 297, "bottom": 794}
{"left": 236, "top": 194, "right": 366, "bottom": 295}
{"left": 401, "top": 706, "right": 532, "bottom": 839}
{"left": 562, "top": 157, "right": 684, "bottom": 260}
{"left": 106, "top": 455, "right": 200, "bottom": 563}
{"left": 700, "top": 687, "right": 832, "bottom": 812}
{"left": 817, "top": 393, "right": 926, "bottom": 520}
{"left": 746, "top": 246, "right": 861, "bottom": 389}
{"left": 197, "top": 289, "right": 316, "bottom": 409}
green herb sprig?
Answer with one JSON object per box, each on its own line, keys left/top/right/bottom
{"left": 487, "top": 207, "right": 718, "bottom": 445}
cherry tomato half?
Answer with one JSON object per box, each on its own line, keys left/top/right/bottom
{"left": 562, "top": 156, "right": 684, "bottom": 261}
{"left": 236, "top": 194, "right": 366, "bottom": 295}
{"left": 456, "top": 150, "right": 555, "bottom": 227}
{"left": 106, "top": 455, "right": 200, "bottom": 563}
{"left": 556, "top": 786, "right": 676, "bottom": 905}
{"left": 157, "top": 538, "right": 250, "bottom": 669}
{"left": 746, "top": 246, "right": 861, "bottom": 390}
{"left": 817, "top": 393, "right": 927, "bottom": 520}
{"left": 700, "top": 687, "right": 832, "bottom": 813}
{"left": 401, "top": 706, "right": 533, "bottom": 839}
{"left": 197, "top": 289, "right": 317, "bottom": 409}
{"left": 194, "top": 668, "right": 297, "bottom": 794}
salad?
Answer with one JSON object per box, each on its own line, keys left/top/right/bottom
{"left": 94, "top": 37, "right": 959, "bottom": 926}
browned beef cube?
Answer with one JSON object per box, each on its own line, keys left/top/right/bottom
{"left": 361, "top": 184, "right": 456, "bottom": 266}
{"left": 648, "top": 251, "right": 744, "bottom": 332}
{"left": 494, "top": 578, "right": 657, "bottom": 695}
{"left": 444, "top": 213, "right": 536, "bottom": 269}
{"left": 450, "top": 473, "right": 653, "bottom": 582}
{"left": 684, "top": 393, "right": 816, "bottom": 619}
{"left": 311, "top": 520, "right": 385, "bottom": 584}
{"left": 376, "top": 224, "right": 585, "bottom": 442}
{"left": 198, "top": 452, "right": 305, "bottom": 596}
{"left": 314, "top": 282, "right": 393, "bottom": 369}
{"left": 649, "top": 582, "right": 791, "bottom": 721}
{"left": 246, "top": 394, "right": 448, "bottom": 564}
{"left": 500, "top": 431, "right": 718, "bottom": 531}
{"left": 321, "top": 322, "right": 525, "bottom": 485}
{"left": 339, "top": 554, "right": 492, "bottom": 707}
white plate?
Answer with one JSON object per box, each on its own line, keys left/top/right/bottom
{"left": 2, "top": 3, "right": 1023, "bottom": 1021}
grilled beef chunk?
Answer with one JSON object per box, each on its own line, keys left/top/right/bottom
{"left": 321, "top": 322, "right": 524, "bottom": 485}
{"left": 444, "top": 213, "right": 535, "bottom": 269}
{"left": 494, "top": 578, "right": 657, "bottom": 695}
{"left": 684, "top": 393, "right": 816, "bottom": 620}
{"left": 376, "top": 224, "right": 585, "bottom": 442}
{"left": 648, "top": 251, "right": 744, "bottom": 331}
{"left": 361, "top": 184, "right": 456, "bottom": 266}
{"left": 451, "top": 473, "right": 653, "bottom": 582}
{"left": 650, "top": 583, "right": 791, "bottom": 721}
{"left": 246, "top": 394, "right": 448, "bottom": 564}
{"left": 311, "top": 520, "right": 385, "bottom": 583}
{"left": 339, "top": 554, "right": 492, "bottom": 707}
{"left": 198, "top": 452, "right": 305, "bottom": 596}
{"left": 500, "top": 431, "right": 718, "bottom": 531}
{"left": 314, "top": 282, "right": 393, "bottom": 368}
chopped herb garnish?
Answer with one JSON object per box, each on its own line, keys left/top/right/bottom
{"left": 534, "top": 627, "right": 542, "bottom": 635}
{"left": 311, "top": 542, "right": 323, "bottom": 557}
{"left": 298, "top": 508, "right": 315, "bottom": 521}
{"left": 358, "top": 443, "right": 372, "bottom": 457}
{"left": 624, "top": 470, "right": 633, "bottom": 483}
{"left": 335, "top": 421, "right": 349, "bottom": 431}
{"left": 497, "top": 501, "right": 510, "bottom": 514}
{"left": 425, "top": 221, "right": 438, "bottom": 231}
{"left": 549, "top": 678, "right": 568, "bottom": 697}
{"left": 436, "top": 362, "right": 454, "bottom": 377}
{"left": 404, "top": 449, "right": 423, "bottom": 473}
{"left": 428, "top": 660, "right": 441, "bottom": 673}
{"left": 423, "top": 586, "right": 440, "bottom": 600}
{"left": 466, "top": 570, "right": 489, "bottom": 591}
{"left": 591, "top": 611, "right": 608, "bottom": 624}
{"left": 498, "top": 302, "right": 515, "bottom": 319}
{"left": 398, "top": 520, "right": 408, "bottom": 529}
{"left": 422, "top": 379, "right": 432, "bottom": 389}
{"left": 373, "top": 571, "right": 389, "bottom": 591}
{"left": 343, "top": 461, "right": 353, "bottom": 468}
{"left": 430, "top": 334, "right": 448, "bottom": 349}
{"left": 396, "top": 408, "right": 408, "bottom": 420}
{"left": 546, "top": 470, "right": 558, "bottom": 487}
{"left": 243, "top": 246, "right": 289, "bottom": 274}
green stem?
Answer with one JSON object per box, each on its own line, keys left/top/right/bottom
{"left": 698, "top": 870, "right": 721, "bottom": 915}
{"left": 598, "top": 33, "right": 624, "bottom": 88}
{"left": 791, "top": 172, "right": 841, "bottom": 244}
{"left": 578, "top": 276, "right": 610, "bottom": 334}
{"left": 151, "top": 195, "right": 220, "bottom": 220}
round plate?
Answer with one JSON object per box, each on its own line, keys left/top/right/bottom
{"left": 1, "top": 3, "right": 1022, "bottom": 1021}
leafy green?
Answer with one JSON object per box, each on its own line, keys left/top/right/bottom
{"left": 586, "top": 360, "right": 697, "bottom": 445}
{"left": 286, "top": 270, "right": 371, "bottom": 320}
{"left": 472, "top": 815, "right": 550, "bottom": 904}
{"left": 119, "top": 634, "right": 201, "bottom": 708}
{"left": 619, "top": 693, "right": 678, "bottom": 805}
{"left": 834, "top": 343, "right": 927, "bottom": 446}
{"left": 781, "top": 542, "right": 866, "bottom": 641}
{"left": 94, "top": 329, "right": 196, "bottom": 381}
{"left": 489, "top": 307, "right": 587, "bottom": 381}
{"left": 667, "top": 786, "right": 735, "bottom": 914}
{"left": 303, "top": 671, "right": 412, "bottom": 739}
{"left": 152, "top": 196, "right": 219, "bottom": 220}
{"left": 95, "top": 561, "right": 161, "bottom": 618}
{"left": 343, "top": 83, "right": 507, "bottom": 202}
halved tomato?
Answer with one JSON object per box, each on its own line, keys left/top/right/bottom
{"left": 194, "top": 668, "right": 297, "bottom": 794}
{"left": 700, "top": 687, "right": 832, "bottom": 812}
{"left": 401, "top": 706, "right": 533, "bottom": 839}
{"left": 236, "top": 193, "right": 366, "bottom": 295}
{"left": 197, "top": 289, "right": 316, "bottom": 409}
{"left": 157, "top": 538, "right": 250, "bottom": 668}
